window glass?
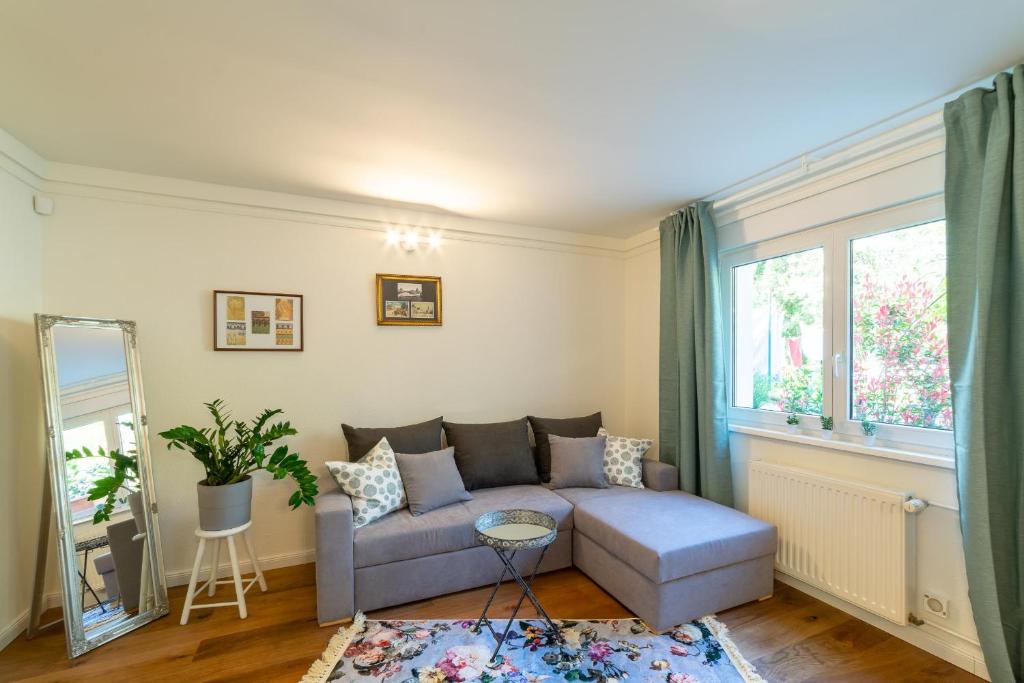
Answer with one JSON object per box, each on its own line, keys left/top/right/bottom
{"left": 63, "top": 421, "right": 112, "bottom": 521}
{"left": 117, "top": 411, "right": 136, "bottom": 452}
{"left": 733, "top": 248, "right": 824, "bottom": 414}
{"left": 850, "top": 220, "right": 951, "bottom": 430}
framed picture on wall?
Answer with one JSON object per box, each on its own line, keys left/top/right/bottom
{"left": 213, "top": 290, "right": 304, "bottom": 351}
{"left": 376, "top": 274, "right": 442, "bottom": 326}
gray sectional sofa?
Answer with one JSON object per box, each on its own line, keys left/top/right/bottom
{"left": 316, "top": 458, "right": 777, "bottom": 631}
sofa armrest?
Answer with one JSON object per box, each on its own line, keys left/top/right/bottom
{"left": 315, "top": 489, "right": 355, "bottom": 624}
{"left": 643, "top": 459, "right": 680, "bottom": 491}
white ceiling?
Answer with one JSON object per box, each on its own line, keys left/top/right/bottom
{"left": 1, "top": 1, "right": 1022, "bottom": 237}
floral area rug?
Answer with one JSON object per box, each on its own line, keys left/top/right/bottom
{"left": 302, "top": 614, "right": 764, "bottom": 683}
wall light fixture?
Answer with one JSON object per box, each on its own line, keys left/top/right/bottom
{"left": 385, "top": 228, "right": 442, "bottom": 251}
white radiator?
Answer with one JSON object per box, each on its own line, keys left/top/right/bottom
{"left": 749, "top": 460, "right": 914, "bottom": 625}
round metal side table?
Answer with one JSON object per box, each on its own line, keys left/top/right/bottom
{"left": 471, "top": 509, "right": 563, "bottom": 662}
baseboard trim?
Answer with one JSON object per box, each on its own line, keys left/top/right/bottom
{"left": 0, "top": 548, "right": 317, "bottom": 653}
{"left": 164, "top": 548, "right": 316, "bottom": 588}
{"left": 0, "top": 611, "right": 30, "bottom": 653}
{"left": 775, "top": 572, "right": 989, "bottom": 681}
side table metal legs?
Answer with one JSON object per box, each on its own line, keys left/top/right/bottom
{"left": 472, "top": 546, "right": 562, "bottom": 663}
{"left": 78, "top": 547, "right": 105, "bottom": 613}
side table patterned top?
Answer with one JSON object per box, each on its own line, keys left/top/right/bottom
{"left": 474, "top": 509, "right": 556, "bottom": 550}
{"left": 74, "top": 535, "right": 110, "bottom": 553}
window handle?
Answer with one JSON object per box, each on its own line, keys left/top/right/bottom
{"left": 833, "top": 352, "right": 844, "bottom": 378}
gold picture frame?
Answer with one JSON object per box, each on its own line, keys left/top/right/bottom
{"left": 376, "top": 274, "right": 442, "bottom": 326}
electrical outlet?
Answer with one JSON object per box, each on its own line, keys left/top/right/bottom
{"left": 922, "top": 592, "right": 948, "bottom": 619}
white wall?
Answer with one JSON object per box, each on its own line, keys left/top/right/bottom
{"left": 622, "top": 138, "right": 988, "bottom": 676}
{"left": 0, "top": 158, "right": 44, "bottom": 648}
{"left": 36, "top": 187, "right": 627, "bottom": 588}
{"left": 623, "top": 244, "right": 660, "bottom": 455}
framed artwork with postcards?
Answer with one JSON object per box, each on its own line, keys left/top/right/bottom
{"left": 213, "top": 290, "right": 304, "bottom": 351}
{"left": 376, "top": 274, "right": 442, "bottom": 326}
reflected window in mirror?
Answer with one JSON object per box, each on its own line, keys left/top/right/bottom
{"left": 54, "top": 326, "right": 135, "bottom": 526}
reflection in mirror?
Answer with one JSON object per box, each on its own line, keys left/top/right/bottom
{"left": 34, "top": 316, "right": 168, "bottom": 658}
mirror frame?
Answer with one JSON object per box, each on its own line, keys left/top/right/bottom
{"left": 35, "top": 314, "right": 169, "bottom": 657}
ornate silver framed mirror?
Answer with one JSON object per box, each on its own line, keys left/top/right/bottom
{"left": 31, "top": 315, "right": 168, "bottom": 657}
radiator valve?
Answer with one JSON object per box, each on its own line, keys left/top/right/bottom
{"left": 903, "top": 498, "right": 928, "bottom": 514}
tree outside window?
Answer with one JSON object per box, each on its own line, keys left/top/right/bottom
{"left": 733, "top": 248, "right": 824, "bottom": 415}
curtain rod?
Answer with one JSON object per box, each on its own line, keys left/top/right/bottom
{"left": 663, "top": 60, "right": 1021, "bottom": 219}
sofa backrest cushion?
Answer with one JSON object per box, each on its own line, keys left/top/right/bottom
{"left": 443, "top": 418, "right": 540, "bottom": 490}
{"left": 527, "top": 412, "right": 603, "bottom": 482}
{"left": 395, "top": 447, "right": 473, "bottom": 515}
{"left": 547, "top": 434, "right": 609, "bottom": 489}
{"left": 342, "top": 416, "right": 443, "bottom": 460}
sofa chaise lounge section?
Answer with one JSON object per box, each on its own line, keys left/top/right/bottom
{"left": 315, "top": 459, "right": 777, "bottom": 631}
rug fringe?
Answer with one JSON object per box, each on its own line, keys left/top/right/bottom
{"left": 700, "top": 615, "right": 765, "bottom": 683}
{"left": 300, "top": 612, "right": 367, "bottom": 683}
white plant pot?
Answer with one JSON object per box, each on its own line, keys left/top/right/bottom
{"left": 863, "top": 434, "right": 877, "bottom": 446}
{"left": 820, "top": 430, "right": 833, "bottom": 440}
{"left": 786, "top": 425, "right": 799, "bottom": 434}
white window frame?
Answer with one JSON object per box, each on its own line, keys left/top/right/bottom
{"left": 63, "top": 403, "right": 135, "bottom": 525}
{"left": 722, "top": 196, "right": 953, "bottom": 455}
{"left": 64, "top": 406, "right": 133, "bottom": 453}
{"left": 722, "top": 227, "right": 834, "bottom": 433}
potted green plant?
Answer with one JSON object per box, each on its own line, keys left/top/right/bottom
{"left": 65, "top": 445, "right": 141, "bottom": 525}
{"left": 820, "top": 415, "right": 834, "bottom": 440}
{"left": 159, "top": 399, "right": 318, "bottom": 531}
{"left": 861, "top": 419, "right": 878, "bottom": 446}
{"left": 785, "top": 413, "right": 800, "bottom": 434}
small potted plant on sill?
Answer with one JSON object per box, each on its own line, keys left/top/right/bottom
{"left": 159, "top": 399, "right": 318, "bottom": 531}
{"left": 861, "top": 419, "right": 878, "bottom": 446}
{"left": 820, "top": 415, "right": 834, "bottom": 440}
{"left": 65, "top": 445, "right": 143, "bottom": 526}
{"left": 785, "top": 413, "right": 800, "bottom": 434}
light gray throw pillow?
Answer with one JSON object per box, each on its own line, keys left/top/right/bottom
{"left": 547, "top": 434, "right": 608, "bottom": 489}
{"left": 326, "top": 437, "right": 407, "bottom": 528}
{"left": 395, "top": 447, "right": 472, "bottom": 515}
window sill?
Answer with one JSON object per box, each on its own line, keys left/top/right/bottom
{"left": 72, "top": 505, "right": 131, "bottom": 528}
{"left": 728, "top": 423, "right": 955, "bottom": 470}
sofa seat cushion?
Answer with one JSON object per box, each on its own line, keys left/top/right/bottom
{"left": 553, "top": 485, "right": 639, "bottom": 507}
{"left": 93, "top": 551, "right": 115, "bottom": 574}
{"left": 573, "top": 490, "right": 777, "bottom": 584}
{"left": 463, "top": 485, "right": 574, "bottom": 532}
{"left": 353, "top": 485, "right": 573, "bottom": 568}
{"left": 354, "top": 503, "right": 475, "bottom": 568}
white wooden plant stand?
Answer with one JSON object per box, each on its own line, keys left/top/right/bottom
{"left": 180, "top": 521, "right": 267, "bottom": 625}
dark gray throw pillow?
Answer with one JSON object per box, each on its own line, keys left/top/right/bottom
{"left": 395, "top": 447, "right": 472, "bottom": 515}
{"left": 547, "top": 434, "right": 608, "bottom": 489}
{"left": 342, "top": 416, "right": 443, "bottom": 460}
{"left": 443, "top": 418, "right": 540, "bottom": 490}
{"left": 527, "top": 412, "right": 603, "bottom": 483}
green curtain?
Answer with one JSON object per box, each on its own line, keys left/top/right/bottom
{"left": 659, "top": 202, "right": 733, "bottom": 505}
{"left": 945, "top": 65, "right": 1024, "bottom": 683}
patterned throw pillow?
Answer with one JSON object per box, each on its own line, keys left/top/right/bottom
{"left": 598, "top": 428, "right": 652, "bottom": 488}
{"left": 326, "top": 437, "right": 407, "bottom": 528}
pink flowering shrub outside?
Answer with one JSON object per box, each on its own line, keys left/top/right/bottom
{"left": 738, "top": 220, "right": 952, "bottom": 431}
{"left": 850, "top": 222, "right": 952, "bottom": 430}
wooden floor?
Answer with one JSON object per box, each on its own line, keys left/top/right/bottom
{"left": 0, "top": 563, "right": 981, "bottom": 682}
